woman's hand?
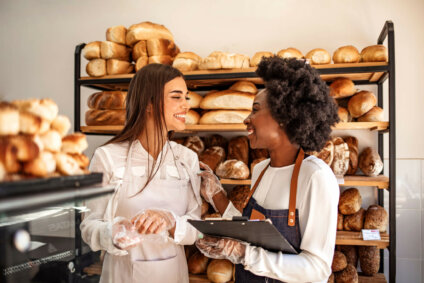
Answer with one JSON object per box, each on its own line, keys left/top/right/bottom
{"left": 196, "top": 235, "right": 248, "bottom": 264}
{"left": 198, "top": 162, "right": 226, "bottom": 209}
{"left": 131, "top": 209, "right": 176, "bottom": 235}
{"left": 112, "top": 218, "right": 141, "bottom": 250}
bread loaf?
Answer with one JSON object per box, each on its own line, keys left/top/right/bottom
{"left": 228, "top": 185, "right": 250, "bottom": 212}
{"left": 106, "top": 59, "right": 134, "bottom": 75}
{"left": 40, "top": 130, "right": 62, "bottom": 153}
{"left": 330, "top": 78, "right": 356, "bottom": 99}
{"left": 146, "top": 38, "right": 179, "bottom": 57}
{"left": 205, "top": 134, "right": 228, "bottom": 149}
{"left": 207, "top": 259, "right": 233, "bottom": 283}
{"left": 220, "top": 53, "right": 250, "bottom": 69}
{"left": 347, "top": 91, "right": 377, "bottom": 118}
{"left": 250, "top": 52, "right": 273, "bottom": 67}
{"left": 100, "top": 41, "right": 130, "bottom": 60}
{"left": 338, "top": 107, "right": 350, "bottom": 123}
{"left": 334, "top": 264, "right": 358, "bottom": 283}
{"left": 337, "top": 213, "right": 344, "bottom": 231}
{"left": 126, "top": 21, "right": 174, "bottom": 46}
{"left": 186, "top": 110, "right": 200, "bottom": 125}
{"left": 200, "top": 90, "right": 255, "bottom": 110}
{"left": 227, "top": 136, "right": 249, "bottom": 166}
{"left": 199, "top": 146, "right": 226, "bottom": 172}
{"left": 364, "top": 204, "right": 388, "bottom": 232}
{"left": 87, "top": 91, "right": 127, "bottom": 110}
{"left": 358, "top": 147, "right": 383, "bottom": 177}
{"left": 339, "top": 246, "right": 358, "bottom": 267}
{"left": 148, "top": 55, "right": 173, "bottom": 65}
{"left": 132, "top": 40, "right": 147, "bottom": 61}
{"left": 332, "top": 251, "right": 347, "bottom": 272}
{"left": 188, "top": 91, "right": 202, "bottom": 108}
{"left": 332, "top": 45, "right": 360, "bottom": 63}
{"left": 339, "top": 188, "right": 362, "bottom": 215}
{"left": 331, "top": 137, "right": 349, "bottom": 176}
{"left": 183, "top": 136, "right": 205, "bottom": 156}
{"left": 8, "top": 135, "right": 40, "bottom": 162}
{"left": 277, "top": 48, "right": 303, "bottom": 59}
{"left": 135, "top": 56, "right": 149, "bottom": 71}
{"left": 85, "top": 109, "right": 125, "bottom": 126}
{"left": 19, "top": 110, "right": 42, "bottom": 135}
{"left": 358, "top": 246, "right": 380, "bottom": 276}
{"left": 199, "top": 110, "right": 251, "bottom": 124}
{"left": 0, "top": 102, "right": 20, "bottom": 135}
{"left": 216, "top": 160, "right": 249, "bottom": 180}
{"left": 251, "top": 157, "right": 267, "bottom": 174}
{"left": 343, "top": 208, "right": 365, "bottom": 231}
{"left": 357, "top": 106, "right": 384, "bottom": 122}
{"left": 361, "top": 45, "right": 388, "bottom": 62}
{"left": 86, "top": 59, "right": 106, "bottom": 77}
{"left": 229, "top": 81, "right": 257, "bottom": 94}
{"left": 61, "top": 133, "right": 88, "bottom": 154}
{"left": 344, "top": 136, "right": 358, "bottom": 175}
{"left": 188, "top": 251, "right": 209, "bottom": 274}
{"left": 106, "top": 25, "right": 127, "bottom": 45}
{"left": 199, "top": 55, "right": 221, "bottom": 70}
{"left": 23, "top": 151, "right": 56, "bottom": 177}
{"left": 172, "top": 52, "right": 201, "bottom": 72}
{"left": 311, "top": 140, "right": 334, "bottom": 166}
{"left": 305, "top": 48, "right": 331, "bottom": 64}
{"left": 83, "top": 41, "right": 101, "bottom": 60}
{"left": 0, "top": 138, "right": 20, "bottom": 173}
{"left": 55, "top": 152, "right": 84, "bottom": 176}
{"left": 13, "top": 98, "right": 59, "bottom": 122}
{"left": 51, "top": 115, "right": 71, "bottom": 137}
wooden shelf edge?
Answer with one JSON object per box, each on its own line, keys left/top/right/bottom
{"left": 336, "top": 231, "right": 389, "bottom": 249}
{"left": 341, "top": 175, "right": 389, "bottom": 189}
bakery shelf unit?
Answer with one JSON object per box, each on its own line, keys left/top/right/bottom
{"left": 74, "top": 20, "right": 396, "bottom": 282}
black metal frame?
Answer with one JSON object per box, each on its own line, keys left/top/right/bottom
{"left": 74, "top": 20, "right": 396, "bottom": 282}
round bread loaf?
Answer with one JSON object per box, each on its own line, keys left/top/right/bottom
{"left": 305, "top": 48, "right": 331, "bottom": 64}
{"left": 188, "top": 251, "right": 209, "bottom": 275}
{"left": 18, "top": 110, "right": 42, "bottom": 135}
{"left": 199, "top": 146, "right": 226, "bottom": 172}
{"left": 106, "top": 25, "right": 127, "bottom": 45}
{"left": 228, "top": 185, "right": 251, "bottom": 212}
{"left": 343, "top": 207, "right": 365, "bottom": 231}
{"left": 199, "top": 110, "right": 251, "bottom": 124}
{"left": 207, "top": 259, "right": 233, "bottom": 283}
{"left": 330, "top": 78, "right": 356, "bottom": 99}
{"left": 8, "top": 135, "right": 40, "bottom": 162}
{"left": 358, "top": 246, "right": 380, "bottom": 276}
{"left": 361, "top": 45, "right": 388, "bottom": 62}
{"left": 87, "top": 91, "right": 127, "bottom": 110}
{"left": 183, "top": 135, "right": 205, "bottom": 156}
{"left": 85, "top": 109, "right": 125, "bottom": 126}
{"left": 126, "top": 21, "right": 174, "bottom": 46}
{"left": 339, "top": 245, "right": 358, "bottom": 268}
{"left": 339, "top": 188, "right": 362, "bottom": 215}
{"left": 332, "top": 251, "right": 347, "bottom": 272}
{"left": 188, "top": 91, "right": 202, "bottom": 108}
{"left": 277, "top": 47, "right": 303, "bottom": 59}
{"left": 347, "top": 91, "right": 377, "bottom": 118}
{"left": 332, "top": 45, "right": 360, "bottom": 63}
{"left": 312, "top": 139, "right": 334, "bottom": 166}
{"left": 227, "top": 136, "right": 249, "bottom": 166}
{"left": 173, "top": 52, "right": 202, "bottom": 72}
{"left": 344, "top": 136, "right": 358, "bottom": 175}
{"left": 357, "top": 106, "right": 384, "bottom": 122}
{"left": 51, "top": 115, "right": 71, "bottom": 137}
{"left": 132, "top": 41, "right": 147, "bottom": 61}
{"left": 216, "top": 160, "right": 250, "bottom": 180}
{"left": 55, "top": 152, "right": 84, "bottom": 176}
{"left": 358, "top": 147, "right": 383, "bottom": 177}
{"left": 364, "top": 204, "right": 388, "bottom": 232}
{"left": 83, "top": 41, "right": 101, "bottom": 60}
{"left": 229, "top": 81, "right": 258, "bottom": 94}
{"left": 61, "top": 133, "right": 88, "bottom": 154}
{"left": 40, "top": 130, "right": 62, "bottom": 153}
{"left": 23, "top": 151, "right": 56, "bottom": 177}
{"left": 250, "top": 52, "right": 273, "bottom": 67}
{"left": 186, "top": 110, "right": 200, "bottom": 125}
{"left": 135, "top": 56, "right": 148, "bottom": 71}
{"left": 337, "top": 213, "right": 344, "bottom": 231}
{"left": 334, "top": 264, "right": 358, "bottom": 283}
{"left": 338, "top": 107, "right": 349, "bottom": 123}
{"left": 86, "top": 59, "right": 106, "bottom": 77}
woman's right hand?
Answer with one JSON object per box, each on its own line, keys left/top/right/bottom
{"left": 198, "top": 162, "right": 226, "bottom": 207}
{"left": 112, "top": 218, "right": 141, "bottom": 250}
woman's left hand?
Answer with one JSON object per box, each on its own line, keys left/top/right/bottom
{"left": 195, "top": 235, "right": 248, "bottom": 264}
{"left": 131, "top": 209, "right": 176, "bottom": 235}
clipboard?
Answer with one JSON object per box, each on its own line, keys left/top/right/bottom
{"left": 188, "top": 217, "right": 298, "bottom": 254}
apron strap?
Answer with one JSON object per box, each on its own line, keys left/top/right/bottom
{"left": 288, "top": 148, "right": 304, "bottom": 227}
{"left": 241, "top": 163, "right": 270, "bottom": 210}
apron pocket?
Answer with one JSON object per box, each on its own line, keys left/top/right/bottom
{"left": 132, "top": 255, "right": 180, "bottom": 283}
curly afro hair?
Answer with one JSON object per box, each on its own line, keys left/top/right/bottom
{"left": 256, "top": 56, "right": 339, "bottom": 152}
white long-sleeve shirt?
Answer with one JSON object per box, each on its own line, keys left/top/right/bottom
{"left": 223, "top": 156, "right": 339, "bottom": 283}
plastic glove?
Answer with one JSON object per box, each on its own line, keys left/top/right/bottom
{"left": 112, "top": 218, "right": 141, "bottom": 250}
{"left": 131, "top": 209, "right": 176, "bottom": 235}
{"left": 198, "top": 161, "right": 226, "bottom": 210}
{"left": 195, "top": 235, "right": 248, "bottom": 264}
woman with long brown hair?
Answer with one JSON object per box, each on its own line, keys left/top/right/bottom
{"left": 81, "top": 64, "right": 202, "bottom": 283}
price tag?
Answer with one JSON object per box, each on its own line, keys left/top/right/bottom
{"left": 362, "top": 229, "right": 381, "bottom": 240}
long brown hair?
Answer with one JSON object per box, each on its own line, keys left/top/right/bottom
{"left": 106, "top": 63, "right": 183, "bottom": 193}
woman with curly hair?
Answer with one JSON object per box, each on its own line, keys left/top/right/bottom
{"left": 196, "top": 56, "right": 340, "bottom": 282}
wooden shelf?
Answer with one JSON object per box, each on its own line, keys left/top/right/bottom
{"left": 336, "top": 231, "right": 389, "bottom": 249}
{"left": 220, "top": 179, "right": 251, "bottom": 185}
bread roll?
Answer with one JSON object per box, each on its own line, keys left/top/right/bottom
{"left": 331, "top": 137, "right": 349, "bottom": 176}
{"left": 339, "top": 246, "right": 358, "bottom": 267}
{"left": 200, "top": 90, "right": 255, "bottom": 110}
{"left": 343, "top": 208, "right": 365, "bottom": 231}
{"left": 86, "top": 59, "right": 106, "bottom": 77}
{"left": 188, "top": 91, "right": 202, "bottom": 108}
{"left": 186, "top": 110, "right": 200, "bottom": 125}
{"left": 83, "top": 41, "right": 101, "bottom": 60}
{"left": 132, "top": 40, "right": 147, "bottom": 61}
{"left": 0, "top": 137, "right": 20, "bottom": 173}
{"left": 338, "top": 107, "right": 349, "bottom": 123}
{"left": 23, "top": 151, "right": 56, "bottom": 177}
{"left": 55, "top": 152, "right": 84, "bottom": 176}
{"left": 135, "top": 56, "right": 149, "bottom": 71}
{"left": 358, "top": 246, "right": 380, "bottom": 276}
{"left": 85, "top": 109, "right": 125, "bottom": 126}
{"left": 311, "top": 140, "right": 334, "bottom": 166}
{"left": 172, "top": 52, "right": 201, "bottom": 72}
{"left": 87, "top": 91, "right": 127, "bottom": 110}
{"left": 13, "top": 98, "right": 59, "bottom": 123}
{"left": 199, "top": 146, "right": 226, "bottom": 172}
{"left": 216, "top": 159, "right": 249, "bottom": 180}
{"left": 344, "top": 136, "right": 358, "bottom": 175}
{"left": 364, "top": 204, "right": 388, "bottom": 232}
{"left": 100, "top": 41, "right": 130, "bottom": 60}
{"left": 126, "top": 21, "right": 174, "bottom": 46}
{"left": 332, "top": 45, "right": 360, "bottom": 63}
{"left": 50, "top": 115, "right": 70, "bottom": 137}
{"left": 8, "top": 135, "right": 40, "bottom": 162}
{"left": 358, "top": 147, "right": 383, "bottom": 177}
{"left": 0, "top": 102, "right": 19, "bottom": 135}
{"left": 332, "top": 251, "right": 347, "bottom": 272}
{"left": 330, "top": 78, "right": 356, "bottom": 99}
{"left": 40, "top": 130, "right": 62, "bottom": 153}
{"left": 207, "top": 259, "right": 233, "bottom": 283}
{"left": 305, "top": 48, "right": 331, "bottom": 64}
{"left": 148, "top": 55, "right": 173, "bottom": 65}
{"left": 334, "top": 264, "right": 358, "bottom": 283}
{"left": 106, "top": 25, "right": 127, "bottom": 45}
{"left": 337, "top": 213, "right": 344, "bottom": 231}
{"left": 199, "top": 110, "right": 251, "bottom": 124}
{"left": 250, "top": 52, "right": 273, "bottom": 67}
{"left": 357, "top": 106, "right": 384, "bottom": 122}
{"left": 106, "top": 59, "right": 134, "bottom": 75}
{"left": 361, "top": 45, "right": 388, "bottom": 62}
{"left": 339, "top": 188, "right": 362, "bottom": 215}
{"left": 220, "top": 53, "right": 250, "bottom": 69}
{"left": 199, "top": 55, "right": 221, "bottom": 70}
{"left": 347, "top": 91, "right": 377, "bottom": 118}
{"left": 183, "top": 135, "right": 205, "bottom": 156}
{"left": 188, "top": 251, "right": 209, "bottom": 275}
{"left": 277, "top": 48, "right": 303, "bottom": 59}
{"left": 228, "top": 185, "right": 250, "bottom": 212}
{"left": 18, "top": 110, "right": 42, "bottom": 135}
{"left": 68, "top": 153, "right": 90, "bottom": 169}
{"left": 61, "top": 133, "right": 88, "bottom": 154}
{"left": 229, "top": 81, "right": 257, "bottom": 94}
{"left": 227, "top": 136, "right": 249, "bottom": 166}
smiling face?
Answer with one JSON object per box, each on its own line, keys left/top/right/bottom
{"left": 163, "top": 76, "right": 190, "bottom": 131}
{"left": 244, "top": 90, "right": 284, "bottom": 149}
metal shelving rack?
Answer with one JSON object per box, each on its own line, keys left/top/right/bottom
{"left": 74, "top": 20, "right": 396, "bottom": 282}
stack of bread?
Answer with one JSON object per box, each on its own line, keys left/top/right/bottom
{"left": 83, "top": 21, "right": 181, "bottom": 77}
{"left": 85, "top": 91, "right": 126, "bottom": 126}
{"left": 0, "top": 98, "right": 89, "bottom": 181}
